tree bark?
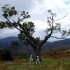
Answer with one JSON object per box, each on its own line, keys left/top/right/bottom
{"left": 34, "top": 47, "right": 42, "bottom": 62}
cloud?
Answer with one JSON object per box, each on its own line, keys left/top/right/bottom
{"left": 29, "top": 0, "right": 70, "bottom": 30}
{"left": 0, "top": 28, "right": 19, "bottom": 39}
{"left": 0, "top": 0, "right": 70, "bottom": 40}
{"left": 0, "top": 0, "right": 34, "bottom": 11}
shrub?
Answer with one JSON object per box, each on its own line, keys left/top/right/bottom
{"left": 0, "top": 48, "right": 13, "bottom": 61}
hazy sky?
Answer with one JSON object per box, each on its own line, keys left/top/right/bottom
{"left": 0, "top": 0, "right": 70, "bottom": 41}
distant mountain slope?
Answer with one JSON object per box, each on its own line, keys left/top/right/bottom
{"left": 0, "top": 36, "right": 70, "bottom": 51}
{"left": 0, "top": 37, "right": 19, "bottom": 48}
{"left": 42, "top": 38, "right": 70, "bottom": 50}
{"left": 0, "top": 37, "right": 33, "bottom": 51}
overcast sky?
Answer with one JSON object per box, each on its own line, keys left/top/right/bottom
{"left": 0, "top": 0, "right": 70, "bottom": 41}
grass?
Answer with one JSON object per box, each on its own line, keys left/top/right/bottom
{"left": 0, "top": 58, "right": 70, "bottom": 70}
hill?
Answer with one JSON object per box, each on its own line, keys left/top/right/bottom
{"left": 42, "top": 38, "right": 70, "bottom": 50}
{"left": 0, "top": 37, "right": 33, "bottom": 51}
{"left": 0, "top": 36, "right": 70, "bottom": 51}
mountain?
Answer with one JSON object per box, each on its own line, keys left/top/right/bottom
{"left": 0, "top": 37, "right": 18, "bottom": 48}
{"left": 42, "top": 38, "right": 70, "bottom": 50}
{"left": 0, "top": 37, "right": 33, "bottom": 51}
{"left": 0, "top": 36, "right": 70, "bottom": 51}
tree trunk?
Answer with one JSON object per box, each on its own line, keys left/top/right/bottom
{"left": 34, "top": 47, "right": 42, "bottom": 62}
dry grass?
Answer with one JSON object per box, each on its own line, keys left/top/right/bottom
{"left": 0, "top": 58, "right": 70, "bottom": 70}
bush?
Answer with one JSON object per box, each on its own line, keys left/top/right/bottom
{"left": 0, "top": 48, "right": 13, "bottom": 61}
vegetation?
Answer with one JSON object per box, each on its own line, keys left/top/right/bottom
{"left": 42, "top": 49, "right": 70, "bottom": 59}
{"left": 0, "top": 48, "right": 13, "bottom": 61}
{"left": 0, "top": 59, "right": 70, "bottom": 70}
{"left": 0, "top": 4, "right": 63, "bottom": 61}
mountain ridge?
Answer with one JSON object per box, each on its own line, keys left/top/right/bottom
{"left": 0, "top": 36, "right": 70, "bottom": 51}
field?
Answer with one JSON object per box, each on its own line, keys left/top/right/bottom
{"left": 0, "top": 58, "right": 70, "bottom": 70}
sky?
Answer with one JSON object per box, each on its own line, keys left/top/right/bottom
{"left": 0, "top": 0, "right": 70, "bottom": 41}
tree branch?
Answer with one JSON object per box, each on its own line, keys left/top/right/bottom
{"left": 26, "top": 38, "right": 36, "bottom": 49}
{"left": 6, "top": 18, "right": 22, "bottom": 31}
{"left": 51, "top": 36, "right": 64, "bottom": 39}
{"left": 6, "top": 18, "right": 12, "bottom": 23}
{"left": 40, "top": 16, "right": 54, "bottom": 46}
{"left": 54, "top": 14, "right": 67, "bottom": 22}
{"left": 6, "top": 17, "right": 37, "bottom": 47}
{"left": 26, "top": 34, "right": 37, "bottom": 44}
{"left": 40, "top": 32, "right": 52, "bottom": 46}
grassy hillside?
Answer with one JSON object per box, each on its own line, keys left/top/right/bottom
{"left": 42, "top": 48, "right": 70, "bottom": 59}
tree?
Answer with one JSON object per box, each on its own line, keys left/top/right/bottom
{"left": 0, "top": 4, "right": 63, "bottom": 61}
